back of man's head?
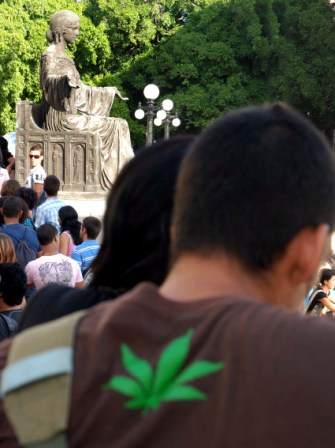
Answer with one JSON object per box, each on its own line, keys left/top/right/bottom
{"left": 43, "top": 175, "right": 60, "bottom": 197}
{"left": 2, "top": 197, "right": 23, "bottom": 219}
{"left": 82, "top": 216, "right": 101, "bottom": 240}
{"left": 37, "top": 224, "right": 58, "bottom": 246}
{"left": 172, "top": 104, "right": 335, "bottom": 272}
{"left": 0, "top": 262, "right": 26, "bottom": 306}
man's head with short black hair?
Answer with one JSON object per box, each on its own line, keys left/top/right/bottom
{"left": 2, "top": 197, "right": 23, "bottom": 219}
{"left": 43, "top": 175, "right": 60, "bottom": 197}
{"left": 13, "top": 187, "right": 38, "bottom": 211}
{"left": 82, "top": 216, "right": 101, "bottom": 240}
{"left": 172, "top": 104, "right": 335, "bottom": 273}
{"left": 0, "top": 263, "right": 26, "bottom": 306}
{"left": 37, "top": 224, "right": 58, "bottom": 246}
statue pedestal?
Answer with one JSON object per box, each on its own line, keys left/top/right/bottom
{"left": 58, "top": 191, "right": 107, "bottom": 223}
{"left": 15, "top": 101, "right": 103, "bottom": 192}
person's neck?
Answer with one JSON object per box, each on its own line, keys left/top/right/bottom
{"left": 46, "top": 195, "right": 58, "bottom": 199}
{"left": 159, "top": 253, "right": 299, "bottom": 310}
{"left": 3, "top": 217, "right": 19, "bottom": 225}
{"left": 42, "top": 243, "right": 59, "bottom": 256}
{"left": 322, "top": 285, "right": 329, "bottom": 293}
{"left": 82, "top": 236, "right": 92, "bottom": 242}
{"left": 54, "top": 40, "right": 67, "bottom": 53}
{"left": 0, "top": 299, "right": 25, "bottom": 312}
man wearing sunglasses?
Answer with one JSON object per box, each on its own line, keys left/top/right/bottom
{"left": 25, "top": 144, "right": 46, "bottom": 201}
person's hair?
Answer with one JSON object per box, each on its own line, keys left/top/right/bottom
{"left": 47, "top": 10, "right": 79, "bottom": 43}
{"left": 318, "top": 269, "right": 335, "bottom": 287}
{"left": 0, "top": 263, "right": 26, "bottom": 306}
{"left": 90, "top": 135, "right": 194, "bottom": 290}
{"left": 82, "top": 216, "right": 101, "bottom": 240}
{"left": 58, "top": 206, "right": 81, "bottom": 245}
{"left": 0, "top": 234, "right": 16, "bottom": 263}
{"left": 1, "top": 179, "right": 20, "bottom": 197}
{"left": 37, "top": 224, "right": 58, "bottom": 246}
{"left": 0, "top": 136, "right": 8, "bottom": 151}
{"left": 13, "top": 187, "right": 38, "bottom": 211}
{"left": 172, "top": 104, "right": 335, "bottom": 272}
{"left": 43, "top": 175, "right": 60, "bottom": 196}
{"left": 29, "top": 144, "right": 44, "bottom": 156}
{"left": 2, "top": 196, "right": 23, "bottom": 218}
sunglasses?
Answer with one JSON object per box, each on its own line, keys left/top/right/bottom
{"left": 29, "top": 154, "right": 41, "bottom": 159}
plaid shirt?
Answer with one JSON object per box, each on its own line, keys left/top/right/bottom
{"left": 34, "top": 197, "right": 66, "bottom": 233}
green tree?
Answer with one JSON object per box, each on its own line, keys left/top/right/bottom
{"left": 1, "top": 0, "right": 335, "bottom": 146}
{"left": 123, "top": 0, "right": 335, "bottom": 136}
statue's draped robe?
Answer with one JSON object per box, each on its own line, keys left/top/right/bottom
{"left": 40, "top": 51, "right": 133, "bottom": 190}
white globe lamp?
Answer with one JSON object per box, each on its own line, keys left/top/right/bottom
{"left": 156, "top": 109, "right": 167, "bottom": 120}
{"left": 143, "top": 84, "right": 160, "bottom": 100}
{"left": 172, "top": 117, "right": 181, "bottom": 127}
{"left": 162, "top": 99, "right": 174, "bottom": 111}
{"left": 134, "top": 108, "right": 145, "bottom": 120}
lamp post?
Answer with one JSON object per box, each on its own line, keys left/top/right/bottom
{"left": 134, "top": 84, "right": 161, "bottom": 146}
{"left": 154, "top": 99, "right": 181, "bottom": 140}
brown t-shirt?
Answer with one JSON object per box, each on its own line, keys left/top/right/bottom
{"left": 1, "top": 282, "right": 335, "bottom": 447}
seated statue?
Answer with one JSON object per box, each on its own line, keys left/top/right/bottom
{"left": 40, "top": 10, "right": 134, "bottom": 190}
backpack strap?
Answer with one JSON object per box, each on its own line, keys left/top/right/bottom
{"left": 7, "top": 226, "right": 28, "bottom": 247}
{"left": 0, "top": 313, "right": 18, "bottom": 336}
{"left": 0, "top": 310, "right": 86, "bottom": 447}
{"left": 303, "top": 289, "right": 324, "bottom": 314}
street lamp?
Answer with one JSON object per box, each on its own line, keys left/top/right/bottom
{"left": 134, "top": 84, "right": 161, "bottom": 146}
{"left": 154, "top": 99, "right": 181, "bottom": 140}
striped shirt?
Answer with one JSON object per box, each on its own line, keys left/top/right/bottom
{"left": 71, "top": 240, "right": 100, "bottom": 273}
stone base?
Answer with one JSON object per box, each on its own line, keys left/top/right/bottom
{"left": 58, "top": 191, "right": 108, "bottom": 223}
{"left": 15, "top": 101, "right": 103, "bottom": 192}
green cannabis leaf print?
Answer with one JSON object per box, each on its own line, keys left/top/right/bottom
{"left": 102, "top": 328, "right": 225, "bottom": 415}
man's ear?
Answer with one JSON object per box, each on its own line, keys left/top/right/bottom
{"left": 287, "top": 224, "right": 330, "bottom": 284}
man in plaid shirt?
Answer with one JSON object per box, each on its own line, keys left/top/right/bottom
{"left": 34, "top": 175, "right": 66, "bottom": 233}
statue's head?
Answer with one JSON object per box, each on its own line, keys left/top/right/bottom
{"left": 47, "top": 10, "right": 80, "bottom": 43}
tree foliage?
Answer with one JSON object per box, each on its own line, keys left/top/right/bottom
{"left": 1, "top": 0, "right": 335, "bottom": 147}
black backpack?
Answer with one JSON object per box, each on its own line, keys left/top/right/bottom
{"left": 12, "top": 227, "right": 37, "bottom": 269}
{"left": 0, "top": 313, "right": 18, "bottom": 337}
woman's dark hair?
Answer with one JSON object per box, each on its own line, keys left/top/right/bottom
{"left": 90, "top": 135, "right": 194, "bottom": 291}
{"left": 13, "top": 187, "right": 38, "bottom": 211}
{"left": 318, "top": 269, "right": 335, "bottom": 286}
{"left": 58, "top": 205, "right": 81, "bottom": 245}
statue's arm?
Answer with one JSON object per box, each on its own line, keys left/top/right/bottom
{"left": 109, "top": 87, "right": 129, "bottom": 102}
{"left": 41, "top": 52, "right": 80, "bottom": 113}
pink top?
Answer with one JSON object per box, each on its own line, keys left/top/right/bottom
{"left": 63, "top": 230, "right": 76, "bottom": 257}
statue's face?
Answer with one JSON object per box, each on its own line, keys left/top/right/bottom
{"left": 63, "top": 20, "right": 80, "bottom": 44}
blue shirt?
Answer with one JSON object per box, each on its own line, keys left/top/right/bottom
{"left": 0, "top": 223, "right": 41, "bottom": 253}
{"left": 34, "top": 197, "right": 66, "bottom": 233}
{"left": 71, "top": 240, "right": 100, "bottom": 273}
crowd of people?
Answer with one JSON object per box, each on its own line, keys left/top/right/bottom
{"left": 1, "top": 104, "right": 335, "bottom": 446}
{"left": 0, "top": 141, "right": 103, "bottom": 332}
